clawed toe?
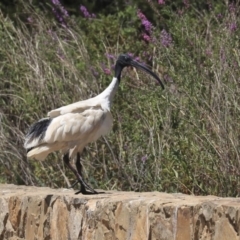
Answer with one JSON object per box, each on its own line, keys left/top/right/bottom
{"left": 75, "top": 189, "right": 99, "bottom": 195}
{"left": 75, "top": 186, "right": 103, "bottom": 195}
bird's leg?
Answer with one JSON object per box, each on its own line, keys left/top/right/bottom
{"left": 63, "top": 152, "right": 98, "bottom": 195}
{"left": 74, "top": 153, "right": 101, "bottom": 195}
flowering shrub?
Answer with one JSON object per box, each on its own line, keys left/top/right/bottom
{"left": 0, "top": 0, "right": 240, "bottom": 197}
{"left": 80, "top": 5, "right": 96, "bottom": 18}
{"left": 137, "top": 9, "right": 152, "bottom": 42}
{"left": 51, "top": 0, "right": 69, "bottom": 26}
{"left": 160, "top": 29, "right": 172, "bottom": 47}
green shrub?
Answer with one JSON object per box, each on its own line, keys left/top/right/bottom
{"left": 0, "top": 0, "right": 239, "bottom": 197}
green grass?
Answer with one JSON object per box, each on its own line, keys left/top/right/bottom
{"left": 0, "top": 1, "right": 240, "bottom": 197}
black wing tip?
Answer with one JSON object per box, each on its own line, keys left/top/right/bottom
{"left": 26, "top": 117, "right": 52, "bottom": 142}
{"left": 26, "top": 147, "right": 33, "bottom": 153}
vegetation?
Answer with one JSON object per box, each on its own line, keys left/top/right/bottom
{"left": 0, "top": 0, "right": 240, "bottom": 197}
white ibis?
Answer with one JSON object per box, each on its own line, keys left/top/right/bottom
{"left": 24, "top": 54, "right": 164, "bottom": 194}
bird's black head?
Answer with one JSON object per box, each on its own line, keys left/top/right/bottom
{"left": 116, "top": 54, "right": 133, "bottom": 68}
{"left": 115, "top": 54, "right": 164, "bottom": 89}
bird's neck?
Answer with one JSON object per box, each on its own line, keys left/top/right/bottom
{"left": 99, "top": 77, "right": 119, "bottom": 109}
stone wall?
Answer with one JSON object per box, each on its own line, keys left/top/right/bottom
{"left": 0, "top": 184, "right": 240, "bottom": 240}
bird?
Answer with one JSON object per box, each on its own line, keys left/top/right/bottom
{"left": 24, "top": 53, "right": 164, "bottom": 194}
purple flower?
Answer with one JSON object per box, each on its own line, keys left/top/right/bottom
{"left": 90, "top": 67, "right": 99, "bottom": 77}
{"left": 126, "top": 53, "right": 141, "bottom": 62}
{"left": 104, "top": 68, "right": 111, "bottom": 75}
{"left": 229, "top": 22, "right": 237, "bottom": 32}
{"left": 80, "top": 5, "right": 90, "bottom": 18}
{"left": 137, "top": 9, "right": 152, "bottom": 34}
{"left": 158, "top": 0, "right": 165, "bottom": 4}
{"left": 128, "top": 52, "right": 134, "bottom": 57}
{"left": 27, "top": 17, "right": 33, "bottom": 23}
{"left": 137, "top": 10, "right": 146, "bottom": 20}
{"left": 101, "top": 63, "right": 111, "bottom": 75}
{"left": 160, "top": 29, "right": 172, "bottom": 47}
{"left": 229, "top": 3, "right": 236, "bottom": 13}
{"left": 164, "top": 74, "right": 173, "bottom": 83}
{"left": 51, "top": 0, "right": 68, "bottom": 26}
{"left": 208, "top": 3, "right": 212, "bottom": 11}
{"left": 183, "top": 0, "right": 189, "bottom": 8}
{"left": 142, "top": 19, "right": 152, "bottom": 32}
{"left": 134, "top": 56, "right": 140, "bottom": 61}
{"left": 80, "top": 5, "right": 95, "bottom": 19}
{"left": 105, "top": 54, "right": 116, "bottom": 70}
{"left": 141, "top": 155, "right": 148, "bottom": 163}
{"left": 143, "top": 33, "right": 151, "bottom": 42}
{"left": 52, "top": 0, "right": 60, "bottom": 5}
{"left": 105, "top": 53, "right": 115, "bottom": 60}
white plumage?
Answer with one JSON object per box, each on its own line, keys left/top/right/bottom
{"left": 24, "top": 54, "right": 164, "bottom": 194}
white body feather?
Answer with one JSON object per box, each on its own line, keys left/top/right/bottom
{"left": 25, "top": 77, "right": 118, "bottom": 161}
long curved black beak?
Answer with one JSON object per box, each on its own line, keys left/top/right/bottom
{"left": 130, "top": 60, "right": 164, "bottom": 89}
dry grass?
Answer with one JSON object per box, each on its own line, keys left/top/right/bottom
{"left": 0, "top": 1, "right": 240, "bottom": 196}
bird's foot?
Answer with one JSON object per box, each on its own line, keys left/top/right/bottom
{"left": 75, "top": 188, "right": 99, "bottom": 195}
{"left": 69, "top": 179, "right": 105, "bottom": 195}
{"left": 75, "top": 186, "right": 105, "bottom": 195}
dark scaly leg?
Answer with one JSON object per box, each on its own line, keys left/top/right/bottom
{"left": 69, "top": 155, "right": 86, "bottom": 189}
{"left": 75, "top": 153, "right": 100, "bottom": 194}
{"left": 75, "top": 153, "right": 83, "bottom": 177}
{"left": 63, "top": 152, "right": 98, "bottom": 195}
